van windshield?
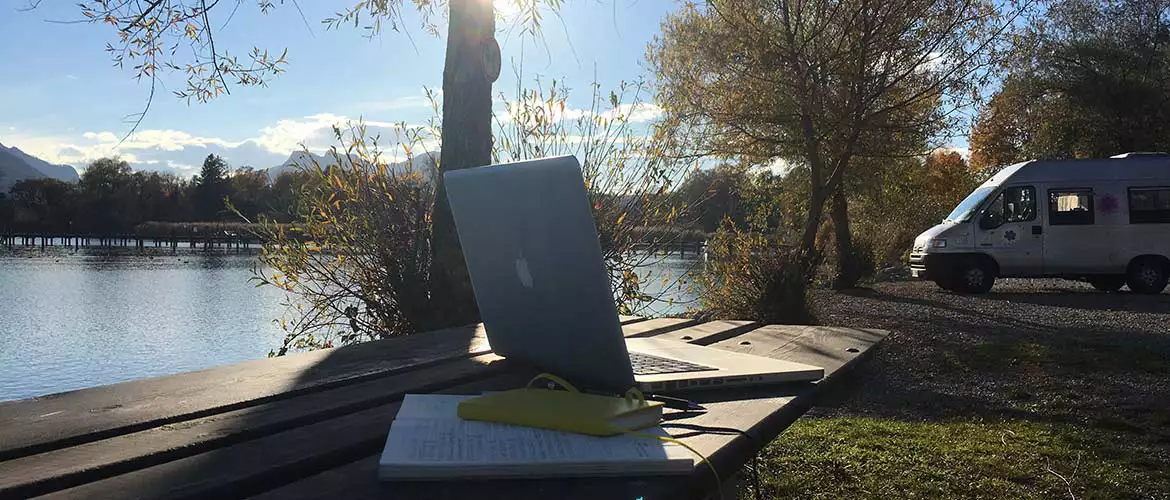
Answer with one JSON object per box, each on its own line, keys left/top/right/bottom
{"left": 944, "top": 186, "right": 996, "bottom": 222}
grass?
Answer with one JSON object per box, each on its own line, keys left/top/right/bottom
{"left": 731, "top": 282, "right": 1170, "bottom": 499}
{"left": 752, "top": 417, "right": 1166, "bottom": 499}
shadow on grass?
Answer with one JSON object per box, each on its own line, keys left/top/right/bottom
{"left": 820, "top": 286, "right": 1170, "bottom": 438}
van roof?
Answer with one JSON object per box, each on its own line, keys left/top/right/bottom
{"left": 990, "top": 157, "right": 1170, "bottom": 185}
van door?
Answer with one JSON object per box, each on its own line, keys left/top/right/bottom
{"left": 1043, "top": 188, "right": 1111, "bottom": 273}
{"left": 974, "top": 185, "right": 1044, "bottom": 275}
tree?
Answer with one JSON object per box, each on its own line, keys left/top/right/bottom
{"left": 673, "top": 165, "right": 749, "bottom": 233}
{"left": 193, "top": 154, "right": 231, "bottom": 221}
{"left": 650, "top": 0, "right": 1017, "bottom": 287}
{"left": 429, "top": 0, "right": 498, "bottom": 327}
{"left": 79, "top": 157, "right": 134, "bottom": 234}
{"left": 227, "top": 167, "right": 271, "bottom": 221}
{"left": 51, "top": 0, "right": 549, "bottom": 329}
{"left": 970, "top": 0, "right": 1170, "bottom": 172}
{"left": 849, "top": 150, "right": 978, "bottom": 263}
{"left": 0, "top": 193, "right": 13, "bottom": 233}
{"left": 268, "top": 171, "right": 312, "bottom": 223}
{"left": 8, "top": 178, "right": 77, "bottom": 233}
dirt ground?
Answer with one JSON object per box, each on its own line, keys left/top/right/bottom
{"left": 785, "top": 279, "right": 1170, "bottom": 497}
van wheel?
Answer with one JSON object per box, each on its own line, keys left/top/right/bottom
{"left": 1126, "top": 258, "right": 1169, "bottom": 294}
{"left": 958, "top": 259, "right": 996, "bottom": 294}
{"left": 1087, "top": 275, "right": 1126, "bottom": 292}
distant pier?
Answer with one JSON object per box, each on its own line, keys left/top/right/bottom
{"left": 0, "top": 232, "right": 258, "bottom": 252}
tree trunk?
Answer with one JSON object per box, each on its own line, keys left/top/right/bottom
{"left": 797, "top": 185, "right": 827, "bottom": 276}
{"left": 429, "top": 0, "right": 496, "bottom": 328}
{"left": 830, "top": 180, "right": 859, "bottom": 289}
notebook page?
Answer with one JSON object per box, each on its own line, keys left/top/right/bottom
{"left": 380, "top": 395, "right": 694, "bottom": 479}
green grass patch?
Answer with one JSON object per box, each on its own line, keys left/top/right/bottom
{"left": 752, "top": 417, "right": 1167, "bottom": 499}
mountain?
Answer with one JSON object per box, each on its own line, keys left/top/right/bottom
{"left": 0, "top": 143, "right": 80, "bottom": 192}
{"left": 5, "top": 145, "right": 80, "bottom": 183}
{"left": 263, "top": 150, "right": 332, "bottom": 181}
{"left": 264, "top": 150, "right": 440, "bottom": 183}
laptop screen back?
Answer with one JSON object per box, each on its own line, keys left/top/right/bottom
{"left": 443, "top": 156, "right": 636, "bottom": 391}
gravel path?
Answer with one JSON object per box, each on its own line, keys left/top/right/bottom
{"left": 807, "top": 279, "right": 1170, "bottom": 446}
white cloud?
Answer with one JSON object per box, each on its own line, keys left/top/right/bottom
{"left": 253, "top": 113, "right": 420, "bottom": 155}
{"left": 82, "top": 131, "right": 118, "bottom": 142}
{"left": 605, "top": 103, "right": 664, "bottom": 123}
{"left": 4, "top": 112, "right": 435, "bottom": 177}
{"left": 66, "top": 74, "right": 78, "bottom": 80}
{"left": 254, "top": 113, "right": 348, "bottom": 154}
{"left": 166, "top": 160, "right": 198, "bottom": 174}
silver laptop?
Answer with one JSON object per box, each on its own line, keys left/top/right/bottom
{"left": 444, "top": 155, "right": 823, "bottom": 393}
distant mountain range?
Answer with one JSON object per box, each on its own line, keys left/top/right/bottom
{"left": 0, "top": 143, "right": 79, "bottom": 192}
{"left": 263, "top": 150, "right": 440, "bottom": 182}
{"left": 0, "top": 143, "right": 437, "bottom": 194}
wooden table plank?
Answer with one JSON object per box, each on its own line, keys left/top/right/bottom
{"left": 646, "top": 320, "right": 760, "bottom": 345}
{"left": 621, "top": 317, "right": 701, "bottom": 337}
{"left": 0, "top": 317, "right": 649, "bottom": 461}
{"left": 248, "top": 454, "right": 679, "bottom": 500}
{"left": 705, "top": 325, "right": 888, "bottom": 375}
{"left": 618, "top": 315, "right": 647, "bottom": 325}
{"left": 0, "top": 355, "right": 506, "bottom": 498}
{"left": 35, "top": 373, "right": 536, "bottom": 500}
{"left": 0, "top": 324, "right": 488, "bottom": 460}
{"left": 241, "top": 324, "right": 887, "bottom": 500}
{"left": 34, "top": 315, "right": 777, "bottom": 500}
{"left": 1, "top": 319, "right": 731, "bottom": 499}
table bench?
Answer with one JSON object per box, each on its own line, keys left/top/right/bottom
{"left": 0, "top": 318, "right": 887, "bottom": 499}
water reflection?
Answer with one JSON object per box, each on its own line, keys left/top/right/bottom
{"left": 0, "top": 248, "right": 287, "bottom": 402}
{"left": 0, "top": 248, "right": 700, "bottom": 401}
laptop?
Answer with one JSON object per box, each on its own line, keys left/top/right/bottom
{"left": 444, "top": 155, "right": 824, "bottom": 393}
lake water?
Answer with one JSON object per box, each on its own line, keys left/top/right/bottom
{"left": 0, "top": 248, "right": 699, "bottom": 401}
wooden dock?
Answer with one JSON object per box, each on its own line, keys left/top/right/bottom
{"left": 0, "top": 233, "right": 259, "bottom": 252}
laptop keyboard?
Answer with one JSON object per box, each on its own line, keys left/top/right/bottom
{"left": 628, "top": 351, "right": 717, "bottom": 375}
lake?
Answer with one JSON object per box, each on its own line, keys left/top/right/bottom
{"left": 0, "top": 247, "right": 700, "bottom": 401}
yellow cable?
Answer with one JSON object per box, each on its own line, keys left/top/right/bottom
{"left": 624, "top": 386, "right": 648, "bottom": 404}
{"left": 620, "top": 429, "right": 723, "bottom": 500}
{"left": 527, "top": 372, "right": 581, "bottom": 393}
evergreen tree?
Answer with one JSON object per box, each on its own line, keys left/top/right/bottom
{"left": 194, "top": 154, "right": 231, "bottom": 221}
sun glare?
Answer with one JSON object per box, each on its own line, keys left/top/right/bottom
{"left": 494, "top": 0, "right": 522, "bottom": 18}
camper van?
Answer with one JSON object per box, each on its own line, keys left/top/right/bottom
{"left": 910, "top": 153, "right": 1170, "bottom": 294}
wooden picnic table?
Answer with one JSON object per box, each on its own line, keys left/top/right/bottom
{"left": 0, "top": 318, "right": 886, "bottom": 500}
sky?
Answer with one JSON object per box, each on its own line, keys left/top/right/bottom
{"left": 0, "top": 0, "right": 675, "bottom": 177}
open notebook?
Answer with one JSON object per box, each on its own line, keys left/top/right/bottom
{"left": 379, "top": 394, "right": 694, "bottom": 480}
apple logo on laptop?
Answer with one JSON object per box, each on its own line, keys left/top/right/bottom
{"left": 515, "top": 256, "right": 535, "bottom": 288}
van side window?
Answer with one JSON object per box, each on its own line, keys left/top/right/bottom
{"left": 1128, "top": 187, "right": 1170, "bottom": 224}
{"left": 1003, "top": 186, "right": 1036, "bottom": 223}
{"left": 980, "top": 186, "right": 1034, "bottom": 229}
{"left": 1049, "top": 189, "right": 1094, "bottom": 225}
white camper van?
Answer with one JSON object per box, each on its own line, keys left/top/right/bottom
{"left": 910, "top": 153, "right": 1170, "bottom": 294}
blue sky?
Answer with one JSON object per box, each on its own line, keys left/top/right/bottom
{"left": 0, "top": 0, "right": 674, "bottom": 176}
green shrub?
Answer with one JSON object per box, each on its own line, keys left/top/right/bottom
{"left": 696, "top": 221, "right": 814, "bottom": 324}
{"left": 832, "top": 234, "right": 877, "bottom": 288}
